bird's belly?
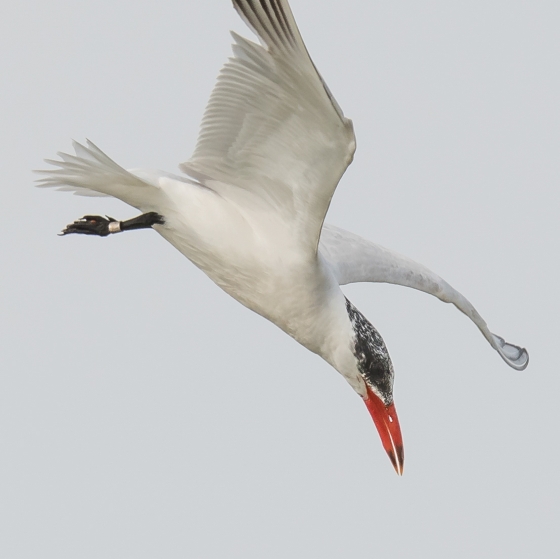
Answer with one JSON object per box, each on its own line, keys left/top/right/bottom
{"left": 152, "top": 183, "right": 349, "bottom": 355}
{"left": 156, "top": 216, "right": 342, "bottom": 355}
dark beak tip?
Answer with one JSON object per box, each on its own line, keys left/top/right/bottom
{"left": 387, "top": 445, "right": 405, "bottom": 476}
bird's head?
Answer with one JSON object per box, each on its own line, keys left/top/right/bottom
{"left": 345, "top": 298, "right": 404, "bottom": 475}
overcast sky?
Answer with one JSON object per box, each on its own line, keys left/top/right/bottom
{"left": 1, "top": 1, "right": 559, "bottom": 557}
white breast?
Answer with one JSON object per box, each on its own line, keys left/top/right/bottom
{"left": 155, "top": 178, "right": 356, "bottom": 372}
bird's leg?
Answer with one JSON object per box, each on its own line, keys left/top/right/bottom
{"left": 60, "top": 212, "right": 165, "bottom": 237}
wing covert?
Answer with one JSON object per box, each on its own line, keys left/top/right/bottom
{"left": 180, "top": 0, "right": 356, "bottom": 251}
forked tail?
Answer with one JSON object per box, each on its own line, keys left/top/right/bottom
{"left": 35, "top": 140, "right": 162, "bottom": 209}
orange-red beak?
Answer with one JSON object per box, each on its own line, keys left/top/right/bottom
{"left": 364, "top": 385, "right": 404, "bottom": 475}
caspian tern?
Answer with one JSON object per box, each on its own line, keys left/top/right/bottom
{"left": 37, "top": 0, "right": 529, "bottom": 475}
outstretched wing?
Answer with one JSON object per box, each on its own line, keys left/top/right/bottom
{"left": 320, "top": 224, "right": 529, "bottom": 371}
{"left": 180, "top": 0, "right": 356, "bottom": 252}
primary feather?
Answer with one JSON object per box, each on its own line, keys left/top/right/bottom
{"left": 181, "top": 1, "right": 355, "bottom": 252}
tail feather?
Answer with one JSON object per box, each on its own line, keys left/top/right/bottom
{"left": 35, "top": 140, "right": 159, "bottom": 206}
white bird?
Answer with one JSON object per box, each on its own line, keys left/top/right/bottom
{"left": 37, "top": 0, "right": 528, "bottom": 475}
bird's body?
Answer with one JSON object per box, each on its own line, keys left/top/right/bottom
{"left": 37, "top": 0, "right": 528, "bottom": 474}
{"left": 118, "top": 167, "right": 364, "bottom": 392}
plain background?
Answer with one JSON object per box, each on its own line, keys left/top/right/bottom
{"left": 1, "top": 1, "right": 559, "bottom": 557}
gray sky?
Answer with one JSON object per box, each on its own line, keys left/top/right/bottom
{"left": 1, "top": 1, "right": 559, "bottom": 557}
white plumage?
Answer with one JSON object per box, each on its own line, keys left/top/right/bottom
{"left": 36, "top": 0, "right": 528, "bottom": 472}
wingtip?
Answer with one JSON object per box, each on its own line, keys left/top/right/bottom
{"left": 491, "top": 334, "right": 529, "bottom": 371}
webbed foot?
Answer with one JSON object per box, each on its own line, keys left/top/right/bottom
{"left": 60, "top": 215, "right": 118, "bottom": 237}
{"left": 60, "top": 212, "right": 165, "bottom": 237}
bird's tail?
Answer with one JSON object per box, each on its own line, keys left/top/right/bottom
{"left": 35, "top": 139, "right": 162, "bottom": 209}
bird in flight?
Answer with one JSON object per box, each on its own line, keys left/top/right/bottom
{"left": 37, "top": 0, "right": 528, "bottom": 475}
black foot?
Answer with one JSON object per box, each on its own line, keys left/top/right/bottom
{"left": 60, "top": 212, "right": 165, "bottom": 237}
{"left": 60, "top": 215, "right": 117, "bottom": 237}
{"left": 121, "top": 212, "right": 165, "bottom": 231}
